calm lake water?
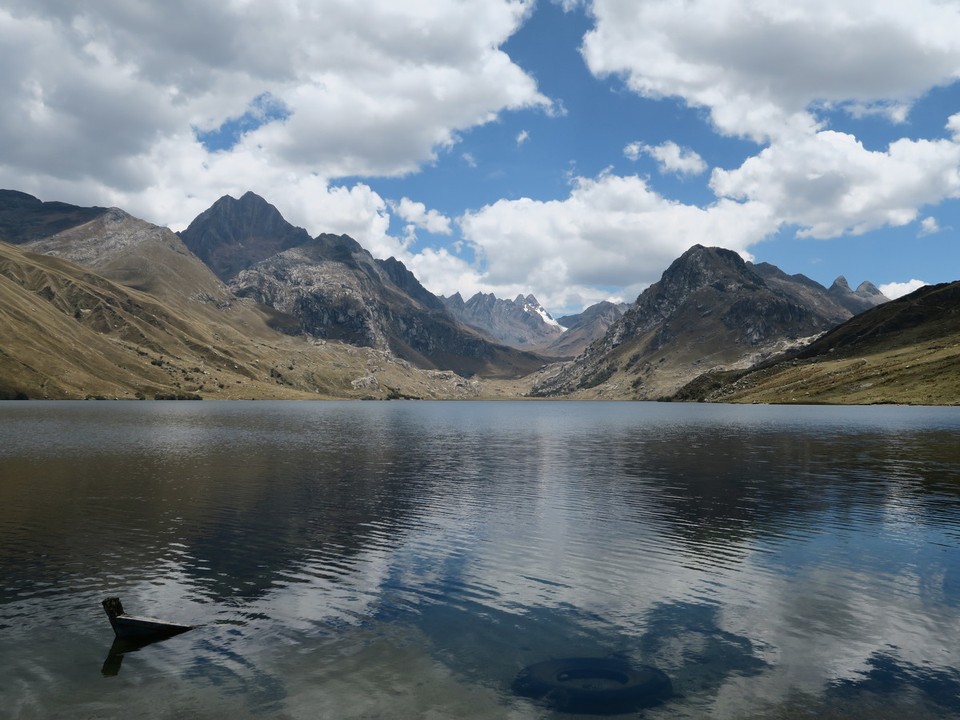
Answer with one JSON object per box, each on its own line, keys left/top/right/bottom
{"left": 1, "top": 401, "right": 959, "bottom": 719}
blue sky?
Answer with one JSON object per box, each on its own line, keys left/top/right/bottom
{"left": 2, "top": 0, "right": 960, "bottom": 313}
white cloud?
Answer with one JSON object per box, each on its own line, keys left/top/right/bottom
{"left": 581, "top": 0, "right": 960, "bottom": 143}
{"left": 841, "top": 100, "right": 911, "bottom": 124}
{"left": 516, "top": 129, "right": 530, "bottom": 146}
{"left": 710, "top": 127, "right": 960, "bottom": 238}
{"left": 879, "top": 279, "right": 928, "bottom": 299}
{"left": 918, "top": 216, "right": 941, "bottom": 236}
{"left": 0, "top": 0, "right": 550, "bottom": 223}
{"left": 458, "top": 171, "right": 775, "bottom": 309}
{"left": 569, "top": 0, "right": 960, "bottom": 273}
{"left": 625, "top": 140, "right": 707, "bottom": 175}
{"left": 392, "top": 198, "right": 453, "bottom": 236}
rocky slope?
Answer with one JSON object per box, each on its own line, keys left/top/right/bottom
{"left": 176, "top": 192, "right": 546, "bottom": 378}
{"left": 0, "top": 239, "right": 514, "bottom": 401}
{"left": 673, "top": 280, "right": 960, "bottom": 405}
{"left": 231, "top": 233, "right": 545, "bottom": 377}
{"left": 25, "top": 207, "right": 236, "bottom": 308}
{"left": 532, "top": 245, "right": 887, "bottom": 399}
{"left": 441, "top": 292, "right": 565, "bottom": 350}
{"left": 550, "top": 301, "right": 630, "bottom": 357}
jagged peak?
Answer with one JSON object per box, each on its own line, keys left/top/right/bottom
{"left": 656, "top": 245, "right": 761, "bottom": 295}
{"left": 311, "top": 232, "right": 361, "bottom": 252}
{"left": 830, "top": 276, "right": 852, "bottom": 293}
{"left": 855, "top": 280, "right": 885, "bottom": 299}
{"left": 239, "top": 190, "right": 267, "bottom": 203}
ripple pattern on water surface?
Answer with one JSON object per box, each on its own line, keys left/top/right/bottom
{"left": 2, "top": 401, "right": 960, "bottom": 719}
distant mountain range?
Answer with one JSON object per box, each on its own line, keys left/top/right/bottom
{"left": 2, "top": 188, "right": 956, "bottom": 404}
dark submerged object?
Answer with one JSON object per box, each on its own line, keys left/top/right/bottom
{"left": 512, "top": 656, "right": 672, "bottom": 714}
{"left": 101, "top": 597, "right": 194, "bottom": 640}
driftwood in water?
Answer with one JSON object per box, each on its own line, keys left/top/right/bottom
{"left": 101, "top": 597, "right": 194, "bottom": 640}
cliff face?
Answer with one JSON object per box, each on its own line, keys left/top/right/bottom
{"left": 532, "top": 245, "right": 881, "bottom": 399}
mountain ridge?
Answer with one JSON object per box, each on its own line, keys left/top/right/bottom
{"left": 9, "top": 189, "right": 947, "bottom": 404}
{"left": 672, "top": 280, "right": 960, "bottom": 405}
{"left": 440, "top": 291, "right": 565, "bottom": 351}
{"left": 532, "top": 245, "right": 888, "bottom": 399}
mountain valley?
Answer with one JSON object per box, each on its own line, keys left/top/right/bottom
{"left": 2, "top": 188, "right": 957, "bottom": 404}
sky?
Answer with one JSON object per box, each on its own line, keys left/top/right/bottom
{"left": 3, "top": 0, "right": 960, "bottom": 314}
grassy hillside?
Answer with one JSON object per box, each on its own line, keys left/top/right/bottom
{"left": 0, "top": 242, "right": 505, "bottom": 400}
{"left": 673, "top": 281, "right": 960, "bottom": 405}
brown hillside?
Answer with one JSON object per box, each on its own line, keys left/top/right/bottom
{"left": 0, "top": 242, "right": 499, "bottom": 400}
{"left": 673, "top": 281, "right": 960, "bottom": 405}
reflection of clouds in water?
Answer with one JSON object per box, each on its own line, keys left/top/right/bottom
{"left": 10, "top": 401, "right": 960, "bottom": 718}
{"left": 349, "top": 467, "right": 960, "bottom": 716}
{"left": 105, "top": 452, "right": 960, "bottom": 718}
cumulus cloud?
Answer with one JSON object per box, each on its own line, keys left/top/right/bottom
{"left": 459, "top": 171, "right": 774, "bottom": 309}
{"left": 710, "top": 127, "right": 960, "bottom": 238}
{"left": 710, "top": 130, "right": 960, "bottom": 238}
{"left": 516, "top": 129, "right": 530, "bottom": 146}
{"left": 879, "top": 279, "right": 928, "bottom": 299}
{"left": 581, "top": 0, "right": 960, "bottom": 142}
{"left": 918, "top": 216, "right": 941, "bottom": 236}
{"left": 393, "top": 198, "right": 453, "bottom": 236}
{"left": 389, "top": 197, "right": 454, "bottom": 247}
{"left": 0, "top": 0, "right": 550, "bottom": 225}
{"left": 573, "top": 0, "right": 960, "bottom": 250}
{"left": 625, "top": 140, "right": 707, "bottom": 175}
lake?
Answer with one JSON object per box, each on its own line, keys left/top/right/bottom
{"left": 1, "top": 400, "right": 959, "bottom": 719}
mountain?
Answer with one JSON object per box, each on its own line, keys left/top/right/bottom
{"left": 440, "top": 292, "right": 565, "bottom": 350}
{"left": 0, "top": 238, "right": 504, "bottom": 400}
{"left": 531, "top": 245, "right": 887, "bottom": 399}
{"left": 178, "top": 191, "right": 312, "bottom": 281}
{"left": 24, "top": 207, "right": 236, "bottom": 308}
{"left": 0, "top": 239, "right": 333, "bottom": 399}
{"left": 175, "top": 192, "right": 547, "bottom": 378}
{"left": 0, "top": 193, "right": 510, "bottom": 400}
{"left": 5, "top": 190, "right": 921, "bottom": 403}
{"left": 550, "top": 301, "right": 630, "bottom": 357}
{"left": 828, "top": 275, "right": 889, "bottom": 314}
{"left": 673, "top": 281, "right": 960, "bottom": 405}
{"left": 230, "top": 232, "right": 545, "bottom": 377}
{"left": 0, "top": 189, "right": 107, "bottom": 244}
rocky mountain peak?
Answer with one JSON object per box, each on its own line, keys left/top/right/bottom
{"left": 534, "top": 245, "right": 848, "bottom": 399}
{"left": 829, "top": 276, "right": 852, "bottom": 293}
{"left": 620, "top": 245, "right": 764, "bottom": 338}
{"left": 855, "top": 280, "right": 885, "bottom": 300}
{"left": 179, "top": 192, "right": 311, "bottom": 281}
{"left": 828, "top": 274, "right": 888, "bottom": 314}
{"left": 309, "top": 232, "right": 369, "bottom": 266}
{"left": 440, "top": 290, "right": 565, "bottom": 350}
